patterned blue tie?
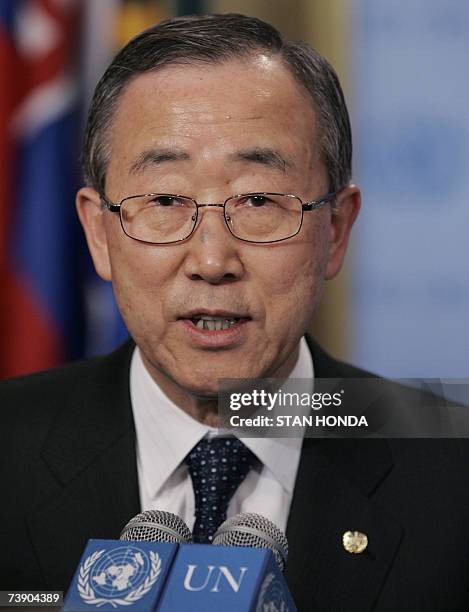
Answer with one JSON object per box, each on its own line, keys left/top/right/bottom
{"left": 185, "top": 437, "right": 256, "bottom": 543}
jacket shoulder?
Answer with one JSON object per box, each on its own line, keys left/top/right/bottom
{"left": 0, "top": 341, "right": 134, "bottom": 424}
{"left": 306, "top": 335, "right": 377, "bottom": 379}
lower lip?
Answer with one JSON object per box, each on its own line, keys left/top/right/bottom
{"left": 179, "top": 319, "right": 250, "bottom": 348}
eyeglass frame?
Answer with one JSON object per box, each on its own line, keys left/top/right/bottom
{"left": 100, "top": 189, "right": 340, "bottom": 245}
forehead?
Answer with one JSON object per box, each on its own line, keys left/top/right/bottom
{"left": 106, "top": 55, "right": 321, "bottom": 187}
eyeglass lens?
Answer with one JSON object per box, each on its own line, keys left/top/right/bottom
{"left": 120, "top": 194, "right": 303, "bottom": 243}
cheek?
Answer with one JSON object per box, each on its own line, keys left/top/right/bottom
{"left": 105, "top": 232, "right": 179, "bottom": 336}
{"left": 258, "top": 223, "right": 329, "bottom": 327}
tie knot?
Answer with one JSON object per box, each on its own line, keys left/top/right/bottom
{"left": 185, "top": 437, "right": 256, "bottom": 543}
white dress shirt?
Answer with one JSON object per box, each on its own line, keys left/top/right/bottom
{"left": 130, "top": 338, "right": 313, "bottom": 533}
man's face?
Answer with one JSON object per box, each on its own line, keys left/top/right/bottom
{"left": 77, "top": 55, "right": 359, "bottom": 400}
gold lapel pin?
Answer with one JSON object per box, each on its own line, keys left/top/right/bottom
{"left": 342, "top": 530, "right": 368, "bottom": 554}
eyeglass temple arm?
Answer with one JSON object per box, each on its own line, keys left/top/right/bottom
{"left": 100, "top": 194, "right": 120, "bottom": 212}
{"left": 302, "top": 191, "right": 338, "bottom": 212}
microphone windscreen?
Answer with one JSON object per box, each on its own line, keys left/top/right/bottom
{"left": 212, "top": 512, "right": 288, "bottom": 571}
{"left": 120, "top": 509, "right": 193, "bottom": 544}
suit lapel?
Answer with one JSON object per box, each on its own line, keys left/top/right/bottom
{"left": 25, "top": 335, "right": 403, "bottom": 603}
{"left": 284, "top": 338, "right": 403, "bottom": 611}
{"left": 26, "top": 341, "right": 141, "bottom": 588}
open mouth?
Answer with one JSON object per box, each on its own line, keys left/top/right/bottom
{"left": 190, "top": 315, "right": 243, "bottom": 331}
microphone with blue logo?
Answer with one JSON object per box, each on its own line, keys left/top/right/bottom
{"left": 63, "top": 510, "right": 191, "bottom": 611}
{"left": 64, "top": 509, "right": 297, "bottom": 611}
{"left": 158, "top": 512, "right": 296, "bottom": 611}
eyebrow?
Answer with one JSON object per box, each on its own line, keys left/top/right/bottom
{"left": 231, "top": 148, "right": 293, "bottom": 172}
{"left": 129, "top": 148, "right": 190, "bottom": 174}
{"left": 129, "top": 146, "right": 293, "bottom": 175}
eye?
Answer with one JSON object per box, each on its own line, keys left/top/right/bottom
{"left": 244, "top": 195, "right": 274, "bottom": 207}
{"left": 150, "top": 195, "right": 184, "bottom": 207}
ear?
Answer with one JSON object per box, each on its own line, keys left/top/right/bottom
{"left": 325, "top": 184, "right": 361, "bottom": 279}
{"left": 76, "top": 187, "right": 112, "bottom": 281}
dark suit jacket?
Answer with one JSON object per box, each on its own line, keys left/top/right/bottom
{"left": 1, "top": 338, "right": 469, "bottom": 611}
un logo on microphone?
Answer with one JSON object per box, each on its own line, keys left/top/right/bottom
{"left": 256, "top": 572, "right": 289, "bottom": 612}
{"left": 77, "top": 545, "right": 161, "bottom": 607}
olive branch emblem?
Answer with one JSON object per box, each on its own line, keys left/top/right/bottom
{"left": 256, "top": 572, "right": 275, "bottom": 612}
{"left": 77, "top": 549, "right": 162, "bottom": 607}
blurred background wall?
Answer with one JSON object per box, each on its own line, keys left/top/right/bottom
{"left": 1, "top": 0, "right": 468, "bottom": 381}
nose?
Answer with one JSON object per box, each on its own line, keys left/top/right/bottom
{"left": 183, "top": 205, "right": 244, "bottom": 284}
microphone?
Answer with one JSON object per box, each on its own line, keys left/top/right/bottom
{"left": 63, "top": 510, "right": 190, "bottom": 611}
{"left": 213, "top": 512, "right": 289, "bottom": 571}
{"left": 120, "top": 509, "right": 193, "bottom": 544}
{"left": 64, "top": 510, "right": 297, "bottom": 611}
{"left": 158, "top": 513, "right": 296, "bottom": 611}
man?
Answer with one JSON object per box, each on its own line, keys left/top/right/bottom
{"left": 1, "top": 14, "right": 469, "bottom": 611}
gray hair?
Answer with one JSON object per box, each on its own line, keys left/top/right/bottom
{"left": 82, "top": 13, "right": 352, "bottom": 195}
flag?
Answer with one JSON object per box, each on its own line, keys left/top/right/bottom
{"left": 0, "top": 0, "right": 88, "bottom": 378}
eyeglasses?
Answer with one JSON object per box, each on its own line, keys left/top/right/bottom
{"left": 100, "top": 190, "right": 338, "bottom": 245}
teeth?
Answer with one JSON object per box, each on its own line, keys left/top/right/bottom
{"left": 193, "top": 316, "right": 238, "bottom": 331}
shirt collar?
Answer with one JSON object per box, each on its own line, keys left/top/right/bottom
{"left": 130, "top": 337, "right": 313, "bottom": 499}
{"left": 241, "top": 337, "right": 313, "bottom": 494}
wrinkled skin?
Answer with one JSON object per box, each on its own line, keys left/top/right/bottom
{"left": 77, "top": 55, "right": 360, "bottom": 423}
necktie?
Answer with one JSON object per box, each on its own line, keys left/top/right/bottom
{"left": 185, "top": 437, "right": 257, "bottom": 543}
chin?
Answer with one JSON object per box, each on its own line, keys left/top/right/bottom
{"left": 178, "top": 378, "right": 221, "bottom": 399}
{"left": 175, "top": 368, "right": 251, "bottom": 397}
